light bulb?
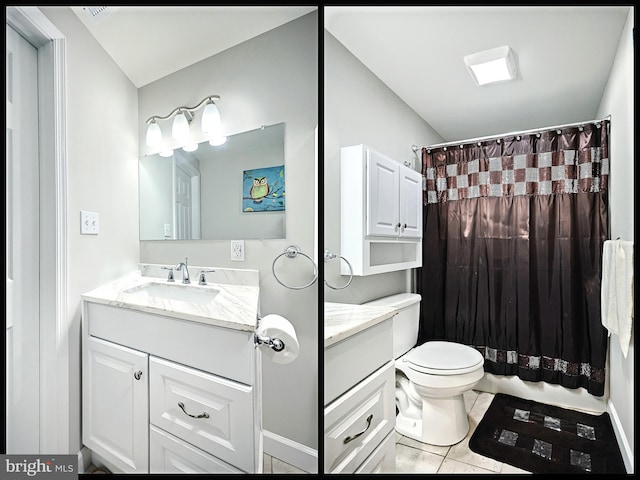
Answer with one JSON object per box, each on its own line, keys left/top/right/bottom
{"left": 145, "top": 120, "right": 162, "bottom": 147}
{"left": 172, "top": 111, "right": 190, "bottom": 140}
{"left": 183, "top": 144, "right": 198, "bottom": 152}
{"left": 209, "top": 136, "right": 227, "bottom": 147}
{"left": 201, "top": 101, "right": 222, "bottom": 134}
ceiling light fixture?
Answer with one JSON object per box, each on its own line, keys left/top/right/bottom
{"left": 145, "top": 95, "right": 226, "bottom": 150}
{"left": 464, "top": 46, "right": 517, "bottom": 86}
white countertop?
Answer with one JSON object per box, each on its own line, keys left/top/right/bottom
{"left": 82, "top": 271, "right": 259, "bottom": 332}
{"left": 324, "top": 302, "right": 398, "bottom": 347}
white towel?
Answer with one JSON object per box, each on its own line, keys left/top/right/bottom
{"left": 601, "top": 239, "right": 634, "bottom": 357}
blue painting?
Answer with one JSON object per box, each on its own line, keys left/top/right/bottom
{"left": 242, "top": 165, "right": 285, "bottom": 212}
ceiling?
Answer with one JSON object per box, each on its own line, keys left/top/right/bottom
{"left": 71, "top": 6, "right": 317, "bottom": 88}
{"left": 325, "top": 6, "right": 631, "bottom": 143}
{"left": 71, "top": 6, "right": 631, "bottom": 144}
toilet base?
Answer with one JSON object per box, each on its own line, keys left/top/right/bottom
{"left": 396, "top": 393, "right": 470, "bottom": 446}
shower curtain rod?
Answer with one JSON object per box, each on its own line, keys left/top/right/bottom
{"left": 411, "top": 114, "right": 611, "bottom": 153}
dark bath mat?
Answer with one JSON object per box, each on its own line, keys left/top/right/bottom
{"left": 469, "top": 393, "right": 627, "bottom": 474}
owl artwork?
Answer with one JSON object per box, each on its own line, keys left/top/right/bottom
{"left": 243, "top": 165, "right": 285, "bottom": 212}
{"left": 249, "top": 177, "right": 270, "bottom": 203}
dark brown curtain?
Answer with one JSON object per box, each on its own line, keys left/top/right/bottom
{"left": 418, "top": 120, "right": 610, "bottom": 396}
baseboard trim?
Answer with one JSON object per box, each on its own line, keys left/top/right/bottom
{"left": 263, "top": 430, "right": 318, "bottom": 474}
{"left": 77, "top": 446, "right": 92, "bottom": 474}
{"left": 607, "top": 400, "right": 634, "bottom": 474}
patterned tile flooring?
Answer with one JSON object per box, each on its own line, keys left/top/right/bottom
{"left": 395, "top": 390, "right": 531, "bottom": 474}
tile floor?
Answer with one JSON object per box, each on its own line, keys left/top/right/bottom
{"left": 263, "top": 454, "right": 308, "bottom": 474}
{"left": 394, "top": 390, "right": 530, "bottom": 474}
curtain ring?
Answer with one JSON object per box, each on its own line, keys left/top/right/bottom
{"left": 496, "top": 139, "right": 501, "bottom": 144}
{"left": 271, "top": 245, "right": 318, "bottom": 290}
{"left": 459, "top": 144, "right": 464, "bottom": 149}
{"left": 516, "top": 135, "right": 521, "bottom": 141}
{"left": 443, "top": 147, "right": 447, "bottom": 151}
{"left": 535, "top": 133, "right": 541, "bottom": 138}
{"left": 557, "top": 129, "right": 562, "bottom": 134}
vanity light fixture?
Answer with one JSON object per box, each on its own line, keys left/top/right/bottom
{"left": 463, "top": 46, "right": 517, "bottom": 86}
{"left": 145, "top": 95, "right": 226, "bottom": 150}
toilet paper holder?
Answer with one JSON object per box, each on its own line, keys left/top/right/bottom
{"left": 254, "top": 332, "right": 285, "bottom": 352}
{"left": 254, "top": 314, "right": 286, "bottom": 352}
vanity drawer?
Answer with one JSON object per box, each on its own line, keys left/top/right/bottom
{"left": 150, "top": 425, "right": 243, "bottom": 474}
{"left": 149, "top": 356, "right": 255, "bottom": 473}
{"left": 324, "top": 361, "right": 395, "bottom": 473}
{"left": 355, "top": 430, "right": 395, "bottom": 473}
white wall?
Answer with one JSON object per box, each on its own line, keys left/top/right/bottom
{"left": 138, "top": 12, "right": 318, "bottom": 453}
{"left": 323, "top": 30, "right": 443, "bottom": 305}
{"left": 39, "top": 7, "right": 141, "bottom": 453}
{"left": 596, "top": 7, "right": 634, "bottom": 472}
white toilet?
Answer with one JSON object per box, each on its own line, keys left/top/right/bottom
{"left": 364, "top": 293, "right": 485, "bottom": 446}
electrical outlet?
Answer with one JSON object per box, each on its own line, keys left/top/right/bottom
{"left": 80, "top": 211, "right": 99, "bottom": 235}
{"left": 231, "top": 240, "right": 245, "bottom": 261}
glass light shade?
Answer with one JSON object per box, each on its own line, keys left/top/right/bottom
{"left": 172, "top": 112, "right": 190, "bottom": 140}
{"left": 183, "top": 144, "right": 198, "bottom": 152}
{"left": 145, "top": 121, "right": 162, "bottom": 147}
{"left": 209, "top": 136, "right": 227, "bottom": 147}
{"left": 201, "top": 101, "right": 222, "bottom": 134}
{"left": 159, "top": 149, "right": 174, "bottom": 158}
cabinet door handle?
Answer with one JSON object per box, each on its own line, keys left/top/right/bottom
{"left": 343, "top": 414, "right": 373, "bottom": 444}
{"left": 178, "top": 401, "right": 210, "bottom": 419}
{"left": 133, "top": 370, "right": 143, "bottom": 380}
{"left": 395, "top": 223, "right": 401, "bottom": 231}
{"left": 402, "top": 223, "right": 407, "bottom": 230}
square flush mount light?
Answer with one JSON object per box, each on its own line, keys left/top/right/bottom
{"left": 464, "top": 46, "right": 517, "bottom": 86}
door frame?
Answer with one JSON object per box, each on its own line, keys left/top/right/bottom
{"left": 6, "top": 6, "right": 69, "bottom": 453}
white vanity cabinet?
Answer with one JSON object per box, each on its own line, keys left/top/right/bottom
{"left": 82, "top": 300, "right": 261, "bottom": 474}
{"left": 84, "top": 336, "right": 149, "bottom": 473}
{"left": 324, "top": 304, "right": 398, "bottom": 474}
{"left": 341, "top": 144, "right": 422, "bottom": 276}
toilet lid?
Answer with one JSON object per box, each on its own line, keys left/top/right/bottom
{"left": 404, "top": 341, "right": 484, "bottom": 375}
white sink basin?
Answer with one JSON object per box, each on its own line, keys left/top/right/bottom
{"left": 122, "top": 282, "right": 220, "bottom": 305}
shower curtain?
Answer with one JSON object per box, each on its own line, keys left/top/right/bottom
{"left": 418, "top": 119, "right": 610, "bottom": 396}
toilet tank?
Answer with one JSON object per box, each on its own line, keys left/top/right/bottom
{"left": 364, "top": 293, "right": 421, "bottom": 359}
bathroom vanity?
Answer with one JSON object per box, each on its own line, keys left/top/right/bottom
{"left": 81, "top": 266, "right": 262, "bottom": 474}
{"left": 324, "top": 303, "right": 398, "bottom": 473}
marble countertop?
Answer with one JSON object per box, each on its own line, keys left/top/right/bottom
{"left": 82, "top": 271, "right": 259, "bottom": 332}
{"left": 324, "top": 302, "right": 398, "bottom": 347}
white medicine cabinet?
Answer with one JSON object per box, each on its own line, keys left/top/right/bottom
{"left": 341, "top": 144, "right": 423, "bottom": 276}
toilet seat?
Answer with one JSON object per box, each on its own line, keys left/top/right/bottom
{"left": 403, "top": 341, "right": 484, "bottom": 376}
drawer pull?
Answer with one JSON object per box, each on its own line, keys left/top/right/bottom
{"left": 133, "top": 370, "right": 143, "bottom": 380}
{"left": 343, "top": 414, "right": 373, "bottom": 444}
{"left": 178, "top": 401, "right": 210, "bottom": 419}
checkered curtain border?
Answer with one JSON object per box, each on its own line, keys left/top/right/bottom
{"left": 422, "top": 120, "right": 610, "bottom": 205}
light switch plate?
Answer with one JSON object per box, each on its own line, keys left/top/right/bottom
{"left": 80, "top": 211, "right": 99, "bottom": 235}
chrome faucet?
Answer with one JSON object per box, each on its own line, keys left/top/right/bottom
{"left": 175, "top": 258, "right": 191, "bottom": 284}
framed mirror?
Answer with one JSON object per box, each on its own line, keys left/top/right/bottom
{"left": 139, "top": 122, "right": 286, "bottom": 240}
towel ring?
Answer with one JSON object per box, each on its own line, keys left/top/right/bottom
{"left": 324, "top": 249, "right": 353, "bottom": 290}
{"left": 272, "top": 245, "right": 318, "bottom": 290}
